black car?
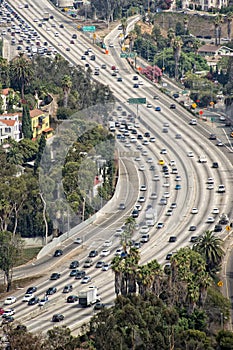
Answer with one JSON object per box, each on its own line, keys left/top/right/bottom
{"left": 214, "top": 225, "right": 223, "bottom": 232}
{"left": 150, "top": 165, "right": 155, "bottom": 171}
{"left": 46, "top": 287, "right": 57, "bottom": 295}
{"left": 212, "top": 162, "right": 219, "bottom": 168}
{"left": 209, "top": 134, "right": 217, "bottom": 140}
{"left": 117, "top": 77, "right": 122, "bottom": 82}
{"left": 133, "top": 84, "right": 139, "bottom": 88}
{"left": 90, "top": 55, "right": 96, "bottom": 60}
{"left": 89, "top": 250, "right": 98, "bottom": 258}
{"left": 26, "top": 286, "right": 37, "bottom": 294}
{"left": 94, "top": 302, "right": 105, "bottom": 310}
{"left": 169, "top": 236, "right": 177, "bottom": 243}
{"left": 190, "top": 236, "right": 198, "bottom": 243}
{"left": 131, "top": 209, "right": 139, "bottom": 218}
{"left": 189, "top": 226, "right": 197, "bottom": 231}
{"left": 28, "top": 297, "right": 39, "bottom": 305}
{"left": 162, "top": 165, "right": 169, "bottom": 172}
{"left": 75, "top": 270, "right": 86, "bottom": 279}
{"left": 50, "top": 273, "right": 61, "bottom": 280}
{"left": 70, "top": 269, "right": 79, "bottom": 277}
{"left": 2, "top": 316, "right": 14, "bottom": 324}
{"left": 137, "top": 134, "right": 143, "bottom": 140}
{"left": 133, "top": 75, "right": 139, "bottom": 80}
{"left": 166, "top": 253, "right": 173, "bottom": 260}
{"left": 67, "top": 295, "right": 78, "bottom": 303}
{"left": 72, "top": 34, "right": 77, "bottom": 39}
{"left": 60, "top": 24, "right": 64, "bottom": 28}
{"left": 173, "top": 93, "right": 179, "bottom": 98}
{"left": 170, "top": 104, "right": 176, "bottom": 109}
{"left": 144, "top": 132, "right": 150, "bottom": 138}
{"left": 52, "top": 314, "right": 64, "bottom": 322}
{"left": 69, "top": 260, "right": 79, "bottom": 269}
{"left": 63, "top": 285, "right": 73, "bottom": 293}
{"left": 54, "top": 249, "right": 63, "bottom": 257}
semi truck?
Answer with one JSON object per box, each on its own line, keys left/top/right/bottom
{"left": 108, "top": 121, "right": 116, "bottom": 132}
{"left": 78, "top": 287, "right": 98, "bottom": 307}
{"left": 145, "top": 208, "right": 157, "bottom": 226}
{"left": 43, "top": 12, "right": 50, "bottom": 21}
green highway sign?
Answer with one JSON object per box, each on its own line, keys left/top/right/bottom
{"left": 128, "top": 98, "right": 146, "bottom": 104}
{"left": 82, "top": 26, "right": 96, "bottom": 32}
{"left": 120, "top": 52, "right": 137, "bottom": 58}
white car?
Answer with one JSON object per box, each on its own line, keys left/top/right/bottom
{"left": 102, "top": 263, "right": 111, "bottom": 271}
{"left": 150, "top": 137, "right": 156, "bottom": 142}
{"left": 38, "top": 297, "right": 49, "bottom": 306}
{"left": 150, "top": 192, "right": 157, "bottom": 199}
{"left": 153, "top": 175, "right": 160, "bottom": 181}
{"left": 191, "top": 208, "right": 198, "bottom": 214}
{"left": 115, "top": 249, "right": 122, "bottom": 256}
{"left": 170, "top": 160, "right": 176, "bottom": 166}
{"left": 147, "top": 157, "right": 153, "bottom": 163}
{"left": 164, "top": 192, "right": 170, "bottom": 198}
{"left": 212, "top": 208, "right": 219, "bottom": 214}
{"left": 199, "top": 155, "right": 207, "bottom": 163}
{"left": 81, "top": 276, "right": 92, "bottom": 284}
{"left": 22, "top": 294, "right": 34, "bottom": 302}
{"left": 206, "top": 217, "right": 215, "bottom": 223}
{"left": 207, "top": 184, "right": 214, "bottom": 190}
{"left": 139, "top": 165, "right": 145, "bottom": 171}
{"left": 100, "top": 249, "right": 110, "bottom": 257}
{"left": 207, "top": 177, "right": 214, "bottom": 184}
{"left": 134, "top": 122, "right": 140, "bottom": 128}
{"left": 175, "top": 175, "right": 181, "bottom": 181}
{"left": 147, "top": 103, "right": 152, "bottom": 108}
{"left": 115, "top": 228, "right": 124, "bottom": 236}
{"left": 138, "top": 196, "right": 145, "bottom": 203}
{"left": 4, "top": 296, "right": 16, "bottom": 305}
{"left": 103, "top": 240, "right": 112, "bottom": 247}
{"left": 2, "top": 309, "right": 15, "bottom": 317}
{"left": 74, "top": 237, "right": 82, "bottom": 244}
{"left": 140, "top": 226, "right": 149, "bottom": 234}
{"left": 161, "top": 149, "right": 167, "bottom": 154}
{"left": 163, "top": 182, "right": 170, "bottom": 187}
{"left": 187, "top": 151, "right": 194, "bottom": 157}
{"left": 140, "top": 185, "right": 147, "bottom": 191}
{"left": 141, "top": 150, "right": 148, "bottom": 156}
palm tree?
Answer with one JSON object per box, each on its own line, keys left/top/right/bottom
{"left": 10, "top": 53, "right": 33, "bottom": 99}
{"left": 111, "top": 255, "right": 124, "bottom": 296}
{"left": 193, "top": 230, "right": 224, "bottom": 273}
{"left": 214, "top": 14, "right": 223, "bottom": 46}
{"left": 173, "top": 36, "right": 183, "bottom": 80}
{"left": 61, "top": 75, "right": 72, "bottom": 108}
{"left": 128, "top": 30, "right": 137, "bottom": 52}
{"left": 0, "top": 57, "right": 9, "bottom": 87}
{"left": 227, "top": 12, "right": 233, "bottom": 40}
{"left": 121, "top": 17, "right": 127, "bottom": 39}
{"left": 167, "top": 28, "right": 175, "bottom": 47}
{"left": 183, "top": 16, "right": 189, "bottom": 35}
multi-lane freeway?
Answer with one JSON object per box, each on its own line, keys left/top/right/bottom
{"left": 0, "top": 0, "right": 233, "bottom": 335}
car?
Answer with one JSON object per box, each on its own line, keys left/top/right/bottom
{"left": 175, "top": 134, "right": 182, "bottom": 139}
{"left": 147, "top": 103, "right": 152, "bottom": 108}
{"left": 22, "top": 294, "right": 34, "bottom": 302}
{"left": 207, "top": 177, "right": 214, "bottom": 184}
{"left": 89, "top": 250, "right": 98, "bottom": 257}
{"left": 162, "top": 165, "right": 169, "bottom": 172}
{"left": 81, "top": 276, "right": 92, "bottom": 284}
{"left": 216, "top": 140, "right": 224, "bottom": 147}
{"left": 26, "top": 286, "right": 37, "bottom": 294}
{"left": 94, "top": 71, "right": 99, "bottom": 75}
{"left": 189, "top": 119, "right": 197, "bottom": 125}
{"left": 212, "top": 208, "right": 219, "bottom": 214}
{"left": 54, "top": 249, "right": 63, "bottom": 257}
{"left": 115, "top": 249, "right": 122, "bottom": 256}
{"left": 63, "top": 285, "right": 73, "bottom": 293}
{"left": 52, "top": 314, "right": 64, "bottom": 322}
{"left": 141, "top": 150, "right": 148, "bottom": 156}
{"left": 170, "top": 203, "right": 177, "bottom": 209}
{"left": 163, "top": 192, "right": 170, "bottom": 198}
{"left": 83, "top": 259, "right": 93, "bottom": 268}
{"left": 69, "top": 260, "right": 79, "bottom": 269}
{"left": 212, "top": 162, "right": 219, "bottom": 168}
{"left": 66, "top": 47, "right": 70, "bottom": 51}
{"left": 96, "top": 261, "right": 105, "bottom": 268}
{"left": 103, "top": 240, "right": 112, "bottom": 247}
{"left": 141, "top": 234, "right": 150, "bottom": 243}
{"left": 139, "top": 165, "right": 145, "bottom": 171}
{"left": 149, "top": 165, "right": 155, "bottom": 171}
{"left": 2, "top": 315, "right": 14, "bottom": 324}
{"left": 209, "top": 134, "right": 217, "bottom": 140}
{"left": 70, "top": 269, "right": 79, "bottom": 277}
{"left": 175, "top": 184, "right": 181, "bottom": 190}
{"left": 150, "top": 137, "right": 156, "bottom": 142}
{"left": 166, "top": 253, "right": 173, "bottom": 260}
{"left": 153, "top": 174, "right": 160, "bottom": 181}
{"left": 157, "top": 222, "right": 164, "bottom": 229}
{"left": 38, "top": 296, "right": 48, "bottom": 306}
{"left": 155, "top": 106, "right": 161, "bottom": 111}
{"left": 190, "top": 236, "right": 198, "bottom": 243}
{"left": 169, "top": 236, "right": 177, "bottom": 243}
{"left": 189, "top": 226, "right": 197, "bottom": 231}
{"left": 50, "top": 273, "right": 61, "bottom": 280}
{"left": 28, "top": 297, "right": 39, "bottom": 305}
{"left": 191, "top": 208, "right": 198, "bottom": 214}
{"left": 160, "top": 149, "right": 167, "bottom": 154}
{"left": 150, "top": 192, "right": 157, "bottom": 199}
{"left": 175, "top": 174, "right": 181, "bottom": 180}
{"left": 164, "top": 172, "right": 170, "bottom": 178}
{"left": 117, "top": 77, "right": 123, "bottom": 82}
{"left": 166, "top": 209, "right": 173, "bottom": 216}
{"left": 218, "top": 184, "right": 225, "bottom": 193}
{"left": 0, "top": 307, "right": 5, "bottom": 315}
{"left": 214, "top": 225, "right": 222, "bottom": 232}
{"left": 100, "top": 249, "right": 110, "bottom": 257}
{"left": 140, "top": 185, "right": 147, "bottom": 191}
{"left": 140, "top": 226, "right": 150, "bottom": 234}
{"left": 143, "top": 140, "right": 149, "bottom": 145}
{"left": 138, "top": 196, "right": 145, "bottom": 203}
{"left": 75, "top": 270, "right": 86, "bottom": 279}
{"left": 133, "top": 75, "right": 139, "bottom": 80}
{"left": 67, "top": 295, "right": 78, "bottom": 303}
{"left": 2, "top": 309, "right": 15, "bottom": 317}
{"left": 94, "top": 302, "right": 105, "bottom": 310}
{"left": 158, "top": 159, "right": 165, "bottom": 165}
{"left": 46, "top": 287, "right": 57, "bottom": 295}
{"left": 4, "top": 296, "right": 16, "bottom": 305}
{"left": 133, "top": 84, "right": 139, "bottom": 88}
{"left": 206, "top": 217, "right": 215, "bottom": 223}
{"left": 160, "top": 198, "right": 167, "bottom": 205}
{"left": 199, "top": 156, "right": 207, "bottom": 163}
{"left": 102, "top": 263, "right": 111, "bottom": 271}
{"left": 187, "top": 151, "right": 194, "bottom": 157}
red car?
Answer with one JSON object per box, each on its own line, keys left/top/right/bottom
{"left": 0, "top": 307, "right": 5, "bottom": 315}
{"left": 111, "top": 65, "right": 116, "bottom": 70}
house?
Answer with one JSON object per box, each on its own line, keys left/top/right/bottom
{"left": 29, "top": 109, "right": 53, "bottom": 139}
{"left": 0, "top": 113, "right": 21, "bottom": 143}
{"left": 182, "top": 0, "right": 228, "bottom": 11}
{"left": 197, "top": 44, "right": 233, "bottom": 66}
{"left": 0, "top": 88, "right": 10, "bottom": 112}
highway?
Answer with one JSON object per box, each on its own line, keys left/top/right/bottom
{"left": 1, "top": 0, "right": 233, "bottom": 335}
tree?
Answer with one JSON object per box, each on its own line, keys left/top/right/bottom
{"left": 22, "top": 104, "right": 32, "bottom": 139}
{"left": 34, "top": 133, "right": 46, "bottom": 173}
{"left": 0, "top": 230, "right": 24, "bottom": 291}
{"left": 10, "top": 53, "right": 33, "bottom": 99}
{"left": 173, "top": 36, "right": 183, "bottom": 80}
{"left": 227, "top": 12, "right": 233, "bottom": 40}
{"left": 214, "top": 14, "right": 223, "bottom": 46}
{"left": 121, "top": 16, "right": 127, "bottom": 38}
{"left": 61, "top": 75, "right": 72, "bottom": 108}
{"left": 193, "top": 230, "right": 224, "bottom": 273}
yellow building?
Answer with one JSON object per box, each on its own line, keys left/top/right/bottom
{"left": 29, "top": 109, "right": 53, "bottom": 140}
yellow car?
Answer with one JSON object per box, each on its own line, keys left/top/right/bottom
{"left": 230, "top": 131, "right": 233, "bottom": 138}
{"left": 158, "top": 159, "right": 165, "bottom": 165}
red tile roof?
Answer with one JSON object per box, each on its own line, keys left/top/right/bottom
{"left": 0, "top": 119, "right": 16, "bottom": 126}
{"left": 43, "top": 127, "right": 53, "bottom": 132}
{"left": 29, "top": 109, "right": 44, "bottom": 118}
